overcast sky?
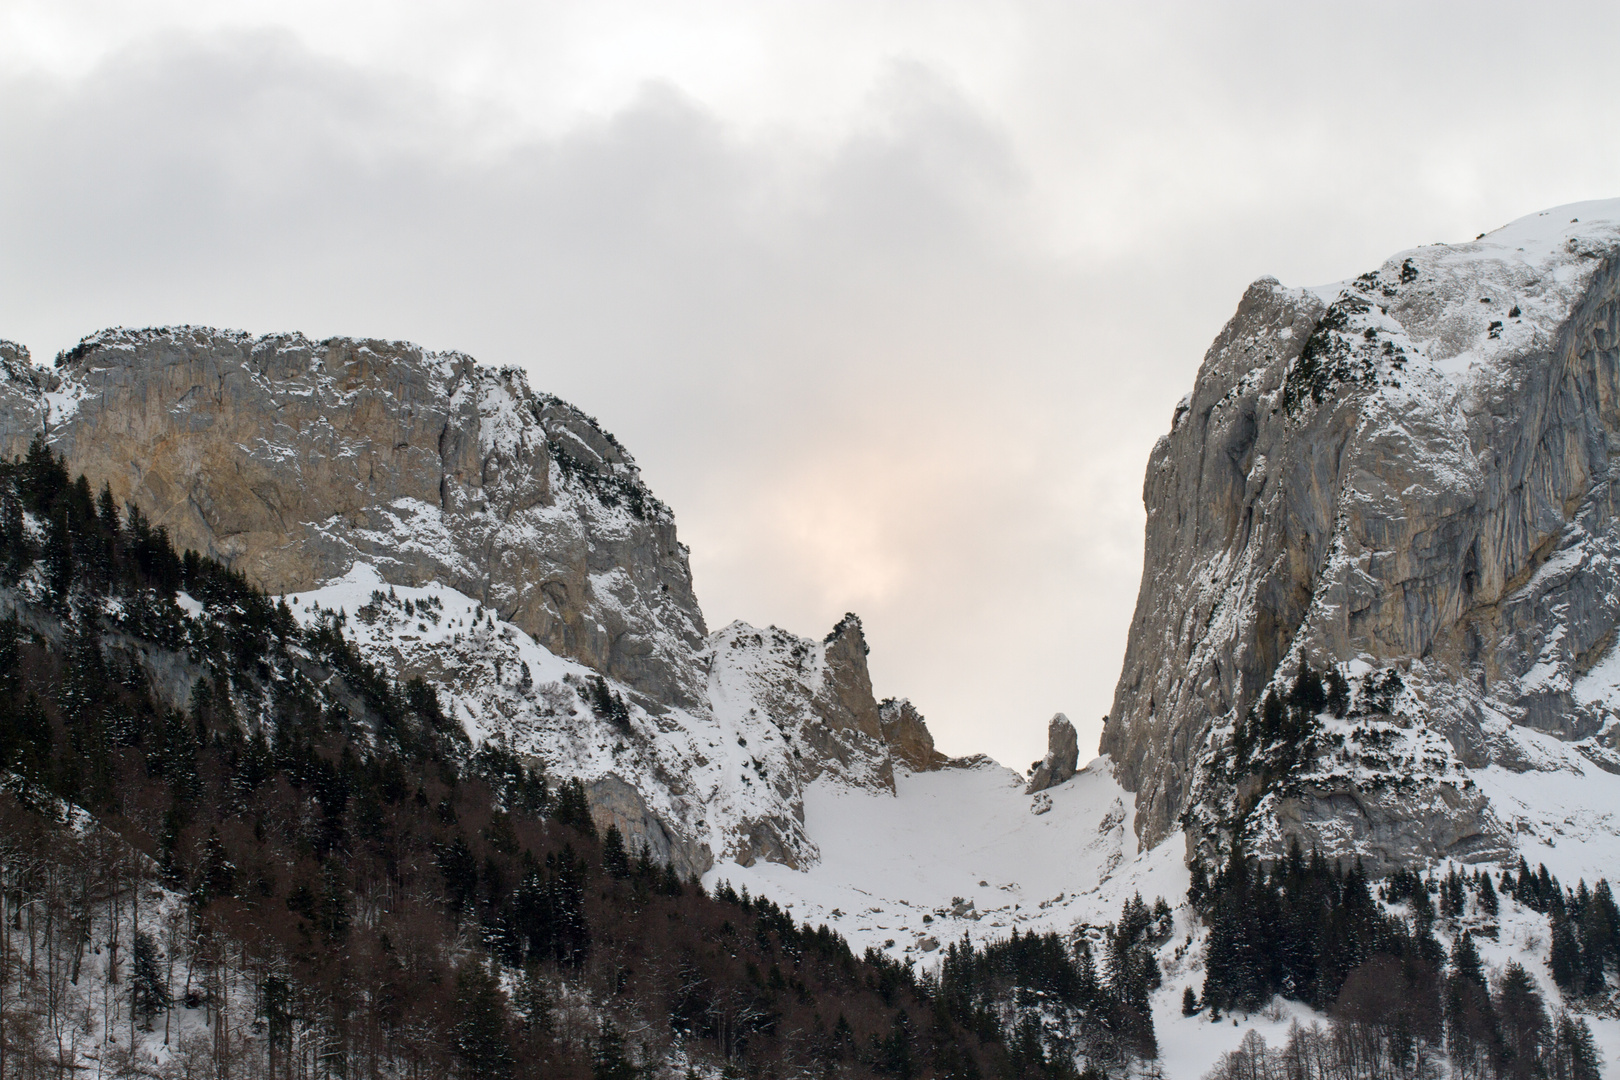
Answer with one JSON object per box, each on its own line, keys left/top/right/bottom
{"left": 3, "top": 1, "right": 1619, "bottom": 769}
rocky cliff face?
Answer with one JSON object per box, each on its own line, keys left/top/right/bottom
{"left": 0, "top": 326, "right": 950, "bottom": 875}
{"left": 878, "top": 697, "right": 950, "bottom": 771}
{"left": 1105, "top": 201, "right": 1620, "bottom": 871}
{"left": 29, "top": 328, "right": 706, "bottom": 708}
{"left": 703, "top": 616, "right": 957, "bottom": 867}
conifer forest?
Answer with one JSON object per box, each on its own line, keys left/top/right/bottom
{"left": 0, "top": 438, "right": 1177, "bottom": 1077}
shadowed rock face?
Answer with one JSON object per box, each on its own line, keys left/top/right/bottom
{"left": 586, "top": 775, "right": 712, "bottom": 879}
{"left": 1104, "top": 203, "right": 1620, "bottom": 870}
{"left": 11, "top": 327, "right": 707, "bottom": 709}
{"left": 879, "top": 698, "right": 949, "bottom": 772}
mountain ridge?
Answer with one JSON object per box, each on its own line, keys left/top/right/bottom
{"left": 0, "top": 325, "right": 963, "bottom": 877}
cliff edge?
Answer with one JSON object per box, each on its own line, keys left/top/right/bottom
{"left": 1104, "top": 201, "right": 1620, "bottom": 871}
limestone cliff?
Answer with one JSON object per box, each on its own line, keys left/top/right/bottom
{"left": 1104, "top": 201, "right": 1620, "bottom": 872}
{"left": 26, "top": 328, "right": 706, "bottom": 709}
{"left": 878, "top": 697, "right": 950, "bottom": 772}
{"left": 0, "top": 326, "right": 950, "bottom": 874}
{"left": 704, "top": 616, "right": 957, "bottom": 866}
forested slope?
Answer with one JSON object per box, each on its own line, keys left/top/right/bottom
{"left": 0, "top": 437, "right": 1158, "bottom": 1078}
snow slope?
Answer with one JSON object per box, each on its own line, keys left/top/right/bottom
{"left": 705, "top": 756, "right": 1188, "bottom": 961}
{"left": 705, "top": 736, "right": 1620, "bottom": 1077}
{"left": 275, "top": 565, "right": 922, "bottom": 877}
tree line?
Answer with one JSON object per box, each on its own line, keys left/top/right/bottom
{"left": 1190, "top": 843, "right": 1605, "bottom": 1079}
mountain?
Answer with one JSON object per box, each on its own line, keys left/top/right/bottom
{"left": 5, "top": 200, "right": 1620, "bottom": 1079}
{"left": 1103, "top": 201, "right": 1620, "bottom": 881}
{"left": 0, "top": 332, "right": 1164, "bottom": 1080}
{"left": 0, "top": 327, "right": 955, "bottom": 879}
{"left": 709, "top": 201, "right": 1620, "bottom": 1077}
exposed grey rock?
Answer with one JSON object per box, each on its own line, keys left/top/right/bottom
{"left": 703, "top": 615, "right": 952, "bottom": 866}
{"left": 0, "top": 326, "right": 950, "bottom": 874}
{"left": 0, "top": 341, "right": 54, "bottom": 455}
{"left": 14, "top": 328, "right": 707, "bottom": 709}
{"left": 878, "top": 697, "right": 949, "bottom": 771}
{"left": 586, "top": 774, "right": 712, "bottom": 879}
{"left": 1026, "top": 712, "right": 1079, "bottom": 793}
{"left": 1104, "top": 202, "right": 1620, "bottom": 868}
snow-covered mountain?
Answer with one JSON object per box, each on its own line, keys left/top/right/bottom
{"left": 1104, "top": 200, "right": 1620, "bottom": 877}
{"left": 0, "top": 327, "right": 959, "bottom": 877}
{"left": 8, "top": 200, "right": 1620, "bottom": 1076}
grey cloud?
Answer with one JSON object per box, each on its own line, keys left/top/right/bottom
{"left": 0, "top": 32, "right": 1128, "bottom": 768}
{"left": 8, "top": 6, "right": 1620, "bottom": 770}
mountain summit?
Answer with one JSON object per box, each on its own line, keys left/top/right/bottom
{"left": 1105, "top": 201, "right": 1620, "bottom": 876}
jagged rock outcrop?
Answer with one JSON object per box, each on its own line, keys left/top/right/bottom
{"left": 879, "top": 697, "right": 949, "bottom": 771}
{"left": 0, "top": 344, "right": 54, "bottom": 450}
{"left": 0, "top": 326, "right": 951, "bottom": 874}
{"left": 1026, "top": 713, "right": 1079, "bottom": 793}
{"left": 1104, "top": 201, "right": 1620, "bottom": 871}
{"left": 704, "top": 615, "right": 958, "bottom": 865}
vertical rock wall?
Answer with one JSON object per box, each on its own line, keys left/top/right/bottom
{"left": 20, "top": 328, "right": 707, "bottom": 709}
{"left": 1104, "top": 204, "right": 1620, "bottom": 868}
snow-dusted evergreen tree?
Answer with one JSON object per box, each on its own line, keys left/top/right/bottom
{"left": 130, "top": 930, "right": 169, "bottom": 1031}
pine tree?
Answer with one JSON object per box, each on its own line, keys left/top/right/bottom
{"left": 96, "top": 482, "right": 120, "bottom": 537}
{"left": 438, "top": 835, "right": 479, "bottom": 917}
{"left": 1324, "top": 668, "right": 1350, "bottom": 717}
{"left": 592, "top": 1019, "right": 638, "bottom": 1080}
{"left": 1451, "top": 932, "right": 1485, "bottom": 987}
{"left": 1495, "top": 961, "right": 1550, "bottom": 1074}
{"left": 1446, "top": 931, "right": 1497, "bottom": 1078}
{"left": 1261, "top": 691, "right": 1285, "bottom": 745}
{"left": 42, "top": 506, "right": 73, "bottom": 600}
{"left": 513, "top": 964, "right": 553, "bottom": 1035}
{"left": 1288, "top": 660, "right": 1326, "bottom": 718}
{"left": 0, "top": 491, "right": 27, "bottom": 584}
{"left": 550, "top": 845, "right": 592, "bottom": 967}
{"left": 1187, "top": 859, "right": 1210, "bottom": 912}
{"left": 1182, "top": 985, "right": 1199, "bottom": 1015}
{"left": 1008, "top": 1012, "right": 1042, "bottom": 1078}
{"left": 1550, "top": 1011, "right": 1602, "bottom": 1080}
{"left": 602, "top": 823, "right": 630, "bottom": 878}
{"left": 876, "top": 1009, "right": 915, "bottom": 1079}
{"left": 1549, "top": 914, "right": 1582, "bottom": 993}
{"left": 1578, "top": 880, "right": 1617, "bottom": 995}
{"left": 15, "top": 691, "right": 53, "bottom": 781}
{"left": 1478, "top": 870, "right": 1500, "bottom": 916}
{"left": 194, "top": 829, "right": 236, "bottom": 906}
{"left": 453, "top": 961, "right": 515, "bottom": 1080}
{"left": 552, "top": 777, "right": 597, "bottom": 839}
{"left": 130, "top": 930, "right": 169, "bottom": 1031}
{"left": 319, "top": 862, "right": 350, "bottom": 943}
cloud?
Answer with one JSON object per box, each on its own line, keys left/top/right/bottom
{"left": 5, "top": 5, "right": 1620, "bottom": 771}
{"left": 0, "top": 30, "right": 1139, "bottom": 767}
